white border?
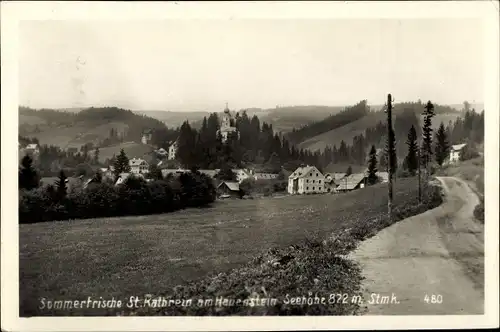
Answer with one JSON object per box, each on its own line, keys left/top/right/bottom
{"left": 2, "top": 1, "right": 499, "bottom": 331}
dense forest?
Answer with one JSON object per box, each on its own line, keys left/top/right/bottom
{"left": 286, "top": 100, "right": 462, "bottom": 146}
{"left": 286, "top": 100, "right": 370, "bottom": 144}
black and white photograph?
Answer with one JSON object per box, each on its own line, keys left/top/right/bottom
{"left": 1, "top": 1, "right": 499, "bottom": 331}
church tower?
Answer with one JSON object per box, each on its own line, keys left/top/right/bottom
{"left": 221, "top": 102, "right": 231, "bottom": 129}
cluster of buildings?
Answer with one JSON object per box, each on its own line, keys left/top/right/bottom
{"left": 287, "top": 165, "right": 389, "bottom": 195}
{"left": 145, "top": 103, "right": 240, "bottom": 162}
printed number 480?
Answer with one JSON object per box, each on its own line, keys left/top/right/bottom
{"left": 424, "top": 294, "right": 443, "bottom": 304}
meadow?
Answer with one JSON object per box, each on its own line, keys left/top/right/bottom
{"left": 20, "top": 177, "right": 436, "bottom": 316}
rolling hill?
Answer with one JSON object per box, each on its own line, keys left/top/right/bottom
{"left": 18, "top": 106, "right": 168, "bottom": 149}
{"left": 95, "top": 141, "right": 156, "bottom": 163}
{"left": 297, "top": 103, "right": 463, "bottom": 152}
{"left": 188, "top": 105, "right": 346, "bottom": 132}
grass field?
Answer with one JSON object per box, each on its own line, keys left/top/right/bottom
{"left": 19, "top": 121, "right": 129, "bottom": 149}
{"left": 20, "top": 177, "right": 429, "bottom": 316}
{"left": 95, "top": 141, "right": 156, "bottom": 162}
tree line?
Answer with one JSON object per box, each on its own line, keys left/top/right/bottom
{"left": 18, "top": 153, "right": 216, "bottom": 224}
{"left": 365, "top": 101, "right": 484, "bottom": 186}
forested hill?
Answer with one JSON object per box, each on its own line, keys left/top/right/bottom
{"left": 295, "top": 101, "right": 464, "bottom": 152}
{"left": 18, "top": 106, "right": 176, "bottom": 149}
{"left": 286, "top": 100, "right": 371, "bottom": 145}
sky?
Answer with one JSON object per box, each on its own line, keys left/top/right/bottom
{"left": 19, "top": 19, "right": 484, "bottom": 112}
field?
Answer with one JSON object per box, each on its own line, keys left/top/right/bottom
{"left": 19, "top": 121, "right": 129, "bottom": 149}
{"left": 95, "top": 141, "right": 156, "bottom": 162}
{"left": 20, "top": 177, "right": 428, "bottom": 316}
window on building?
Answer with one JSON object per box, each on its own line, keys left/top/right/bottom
{"left": 313, "top": 180, "right": 315, "bottom": 183}
{"left": 306, "top": 179, "right": 309, "bottom": 183}
{"left": 307, "top": 187, "right": 309, "bottom": 190}
{"left": 319, "top": 180, "right": 321, "bottom": 183}
{"left": 313, "top": 187, "right": 315, "bottom": 190}
{"left": 310, "top": 173, "right": 312, "bottom": 176}
{"left": 316, "top": 173, "right": 318, "bottom": 176}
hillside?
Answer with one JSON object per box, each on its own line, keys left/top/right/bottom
{"left": 18, "top": 106, "right": 169, "bottom": 149}
{"left": 95, "top": 141, "right": 156, "bottom": 163}
{"left": 297, "top": 103, "right": 463, "bottom": 152}
{"left": 144, "top": 105, "right": 345, "bottom": 133}
{"left": 133, "top": 110, "right": 211, "bottom": 129}
{"left": 257, "top": 105, "right": 345, "bottom": 133}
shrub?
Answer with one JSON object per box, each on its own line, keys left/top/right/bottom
{"left": 473, "top": 202, "right": 484, "bottom": 223}
{"left": 19, "top": 172, "right": 216, "bottom": 223}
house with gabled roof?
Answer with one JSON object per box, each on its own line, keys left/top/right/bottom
{"left": 287, "top": 165, "right": 325, "bottom": 194}
{"left": 449, "top": 143, "right": 467, "bottom": 163}
{"left": 336, "top": 173, "right": 367, "bottom": 192}
{"left": 129, "top": 158, "right": 149, "bottom": 174}
{"left": 217, "top": 181, "right": 242, "bottom": 198}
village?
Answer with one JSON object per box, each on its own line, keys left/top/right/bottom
{"left": 19, "top": 104, "right": 470, "bottom": 200}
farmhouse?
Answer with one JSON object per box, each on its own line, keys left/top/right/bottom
{"left": 217, "top": 181, "right": 241, "bottom": 198}
{"left": 449, "top": 143, "right": 467, "bottom": 163}
{"left": 129, "top": 158, "right": 149, "bottom": 174}
{"left": 336, "top": 173, "right": 367, "bottom": 192}
{"left": 287, "top": 165, "right": 325, "bottom": 194}
{"left": 168, "top": 140, "right": 178, "bottom": 160}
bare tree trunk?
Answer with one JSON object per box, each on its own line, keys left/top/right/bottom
{"left": 387, "top": 94, "right": 394, "bottom": 220}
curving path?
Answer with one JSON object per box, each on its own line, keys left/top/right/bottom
{"left": 351, "top": 176, "right": 484, "bottom": 315}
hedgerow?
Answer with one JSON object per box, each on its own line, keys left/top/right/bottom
{"left": 19, "top": 172, "right": 216, "bottom": 223}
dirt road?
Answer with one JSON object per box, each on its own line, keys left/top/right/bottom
{"left": 351, "top": 176, "right": 484, "bottom": 315}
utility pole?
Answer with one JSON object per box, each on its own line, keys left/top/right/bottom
{"left": 417, "top": 145, "right": 422, "bottom": 203}
{"left": 386, "top": 94, "right": 394, "bottom": 220}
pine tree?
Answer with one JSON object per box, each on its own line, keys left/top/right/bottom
{"left": 93, "top": 147, "right": 100, "bottom": 164}
{"left": 405, "top": 125, "right": 418, "bottom": 175}
{"left": 113, "top": 149, "right": 130, "bottom": 178}
{"left": 54, "top": 170, "right": 68, "bottom": 201}
{"left": 93, "top": 170, "right": 103, "bottom": 183}
{"left": 345, "top": 165, "right": 353, "bottom": 176}
{"left": 19, "top": 154, "right": 39, "bottom": 190}
{"left": 177, "top": 121, "right": 197, "bottom": 168}
{"left": 435, "top": 122, "right": 450, "bottom": 166}
{"left": 367, "top": 145, "right": 378, "bottom": 185}
{"left": 421, "top": 101, "right": 435, "bottom": 168}
{"left": 148, "top": 163, "right": 163, "bottom": 180}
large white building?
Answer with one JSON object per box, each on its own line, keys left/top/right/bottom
{"left": 129, "top": 158, "right": 149, "bottom": 174}
{"left": 287, "top": 165, "right": 326, "bottom": 194}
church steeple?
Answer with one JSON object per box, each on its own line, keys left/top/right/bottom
{"left": 224, "top": 102, "right": 230, "bottom": 113}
